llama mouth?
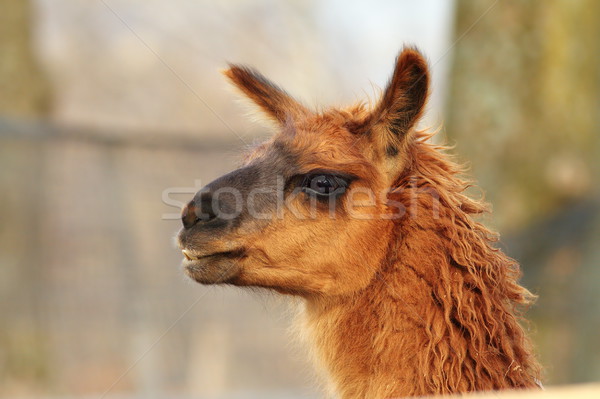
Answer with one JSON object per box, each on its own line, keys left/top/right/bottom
{"left": 182, "top": 249, "right": 204, "bottom": 261}
{"left": 181, "top": 249, "right": 244, "bottom": 261}
{"left": 181, "top": 248, "right": 244, "bottom": 284}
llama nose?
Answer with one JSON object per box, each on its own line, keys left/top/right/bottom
{"left": 181, "top": 196, "right": 217, "bottom": 229}
{"left": 181, "top": 201, "right": 200, "bottom": 229}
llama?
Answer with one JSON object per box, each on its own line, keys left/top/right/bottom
{"left": 177, "top": 47, "right": 541, "bottom": 398}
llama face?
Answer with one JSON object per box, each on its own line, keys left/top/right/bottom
{"left": 177, "top": 48, "right": 429, "bottom": 296}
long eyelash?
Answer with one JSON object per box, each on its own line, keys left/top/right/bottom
{"left": 302, "top": 169, "right": 358, "bottom": 182}
{"left": 284, "top": 171, "right": 357, "bottom": 199}
{"left": 301, "top": 175, "right": 351, "bottom": 202}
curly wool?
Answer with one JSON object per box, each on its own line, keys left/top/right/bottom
{"left": 302, "top": 132, "right": 541, "bottom": 398}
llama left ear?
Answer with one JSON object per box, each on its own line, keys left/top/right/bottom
{"left": 223, "top": 65, "right": 309, "bottom": 125}
{"left": 365, "top": 47, "right": 429, "bottom": 159}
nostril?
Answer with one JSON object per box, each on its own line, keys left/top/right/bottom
{"left": 181, "top": 198, "right": 219, "bottom": 229}
{"left": 196, "top": 192, "right": 218, "bottom": 223}
{"left": 181, "top": 201, "right": 199, "bottom": 229}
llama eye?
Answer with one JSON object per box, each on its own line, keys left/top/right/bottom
{"left": 302, "top": 174, "right": 348, "bottom": 198}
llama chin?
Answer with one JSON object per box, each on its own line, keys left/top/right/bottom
{"left": 176, "top": 46, "right": 542, "bottom": 398}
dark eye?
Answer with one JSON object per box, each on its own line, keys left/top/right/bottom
{"left": 302, "top": 174, "right": 349, "bottom": 198}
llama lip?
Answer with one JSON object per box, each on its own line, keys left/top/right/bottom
{"left": 181, "top": 248, "right": 244, "bottom": 285}
{"left": 182, "top": 249, "right": 201, "bottom": 261}
{"left": 181, "top": 249, "right": 224, "bottom": 261}
{"left": 181, "top": 248, "right": 244, "bottom": 261}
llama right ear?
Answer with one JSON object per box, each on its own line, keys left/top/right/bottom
{"left": 223, "top": 65, "right": 309, "bottom": 125}
{"left": 365, "top": 47, "right": 430, "bottom": 151}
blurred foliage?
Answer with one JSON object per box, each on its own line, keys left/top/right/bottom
{"left": 447, "top": 0, "right": 600, "bottom": 385}
{"left": 0, "top": 140, "right": 49, "bottom": 395}
{"left": 0, "top": 0, "right": 51, "bottom": 393}
{"left": 0, "top": 0, "right": 51, "bottom": 116}
{"left": 446, "top": 0, "right": 600, "bottom": 232}
{"left": 0, "top": 327, "right": 50, "bottom": 393}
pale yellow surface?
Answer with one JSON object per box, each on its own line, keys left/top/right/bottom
{"left": 423, "top": 384, "right": 600, "bottom": 399}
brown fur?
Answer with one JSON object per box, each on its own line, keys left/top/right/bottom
{"left": 177, "top": 47, "right": 541, "bottom": 398}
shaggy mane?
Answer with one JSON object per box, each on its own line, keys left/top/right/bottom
{"left": 386, "top": 131, "right": 542, "bottom": 393}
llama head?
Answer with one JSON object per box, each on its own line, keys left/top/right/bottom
{"left": 177, "top": 47, "right": 429, "bottom": 296}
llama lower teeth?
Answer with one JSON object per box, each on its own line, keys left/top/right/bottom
{"left": 182, "top": 250, "right": 194, "bottom": 261}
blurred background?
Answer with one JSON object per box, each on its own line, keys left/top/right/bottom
{"left": 0, "top": 0, "right": 598, "bottom": 397}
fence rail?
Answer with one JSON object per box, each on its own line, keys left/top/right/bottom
{"left": 0, "top": 116, "right": 248, "bottom": 151}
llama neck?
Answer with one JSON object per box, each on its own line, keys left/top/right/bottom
{"left": 302, "top": 202, "right": 540, "bottom": 398}
{"left": 303, "top": 261, "right": 434, "bottom": 398}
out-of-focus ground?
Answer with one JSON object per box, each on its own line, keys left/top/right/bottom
{"left": 431, "top": 383, "right": 600, "bottom": 399}
{"left": 0, "top": 1, "right": 598, "bottom": 398}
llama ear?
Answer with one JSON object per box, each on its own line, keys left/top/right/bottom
{"left": 223, "top": 65, "right": 309, "bottom": 125}
{"left": 366, "top": 47, "right": 429, "bottom": 151}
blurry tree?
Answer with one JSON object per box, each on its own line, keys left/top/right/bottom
{"left": 0, "top": 0, "right": 51, "bottom": 394}
{"left": 446, "top": 0, "right": 599, "bottom": 232}
{"left": 0, "top": 0, "right": 51, "bottom": 116}
{"left": 446, "top": 0, "right": 600, "bottom": 385}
